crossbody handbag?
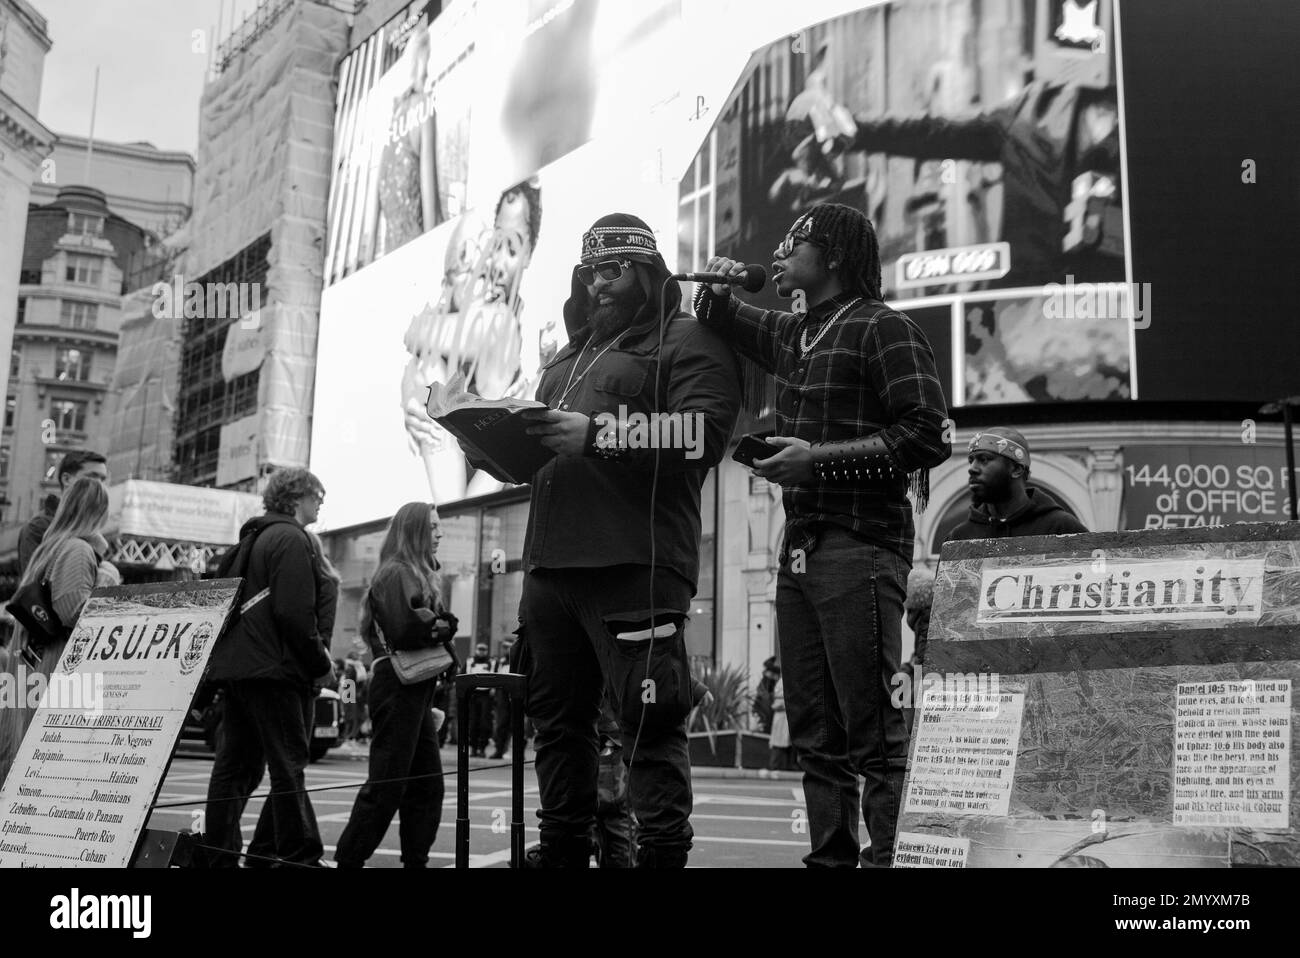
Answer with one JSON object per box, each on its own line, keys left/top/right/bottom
{"left": 5, "top": 574, "right": 65, "bottom": 656}
{"left": 5, "top": 535, "right": 106, "bottom": 659}
{"left": 369, "top": 594, "right": 458, "bottom": 685}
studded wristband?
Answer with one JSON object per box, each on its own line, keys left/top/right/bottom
{"left": 809, "top": 434, "right": 900, "bottom": 482}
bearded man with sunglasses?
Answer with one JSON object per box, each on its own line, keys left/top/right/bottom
{"left": 472, "top": 213, "right": 741, "bottom": 867}
{"left": 696, "top": 203, "right": 950, "bottom": 867}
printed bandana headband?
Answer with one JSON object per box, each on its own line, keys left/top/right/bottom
{"left": 778, "top": 212, "right": 829, "bottom": 258}
{"left": 581, "top": 225, "right": 659, "bottom": 263}
{"left": 968, "top": 432, "right": 1030, "bottom": 469}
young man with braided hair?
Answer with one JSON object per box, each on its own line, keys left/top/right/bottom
{"left": 697, "top": 203, "right": 950, "bottom": 867}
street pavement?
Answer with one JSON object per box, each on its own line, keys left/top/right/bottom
{"left": 149, "top": 749, "right": 810, "bottom": 867}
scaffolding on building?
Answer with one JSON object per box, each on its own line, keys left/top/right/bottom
{"left": 172, "top": 234, "right": 271, "bottom": 489}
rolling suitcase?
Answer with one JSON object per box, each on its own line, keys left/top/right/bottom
{"left": 454, "top": 671, "right": 527, "bottom": 867}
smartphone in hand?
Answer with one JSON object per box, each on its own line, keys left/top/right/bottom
{"left": 732, "top": 432, "right": 776, "bottom": 468}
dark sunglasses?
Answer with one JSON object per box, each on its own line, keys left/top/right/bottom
{"left": 775, "top": 230, "right": 826, "bottom": 259}
{"left": 576, "top": 259, "right": 633, "bottom": 286}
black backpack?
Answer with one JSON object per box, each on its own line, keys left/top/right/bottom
{"left": 214, "top": 524, "right": 271, "bottom": 634}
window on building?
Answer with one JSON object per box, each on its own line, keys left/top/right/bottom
{"left": 60, "top": 301, "right": 98, "bottom": 329}
{"left": 44, "top": 450, "right": 62, "bottom": 483}
{"left": 68, "top": 212, "right": 105, "bottom": 236}
{"left": 64, "top": 255, "right": 103, "bottom": 286}
{"left": 51, "top": 399, "right": 87, "bottom": 433}
{"left": 0, "top": 446, "right": 9, "bottom": 481}
{"left": 16, "top": 297, "right": 25, "bottom": 325}
{"left": 9, "top": 349, "right": 19, "bottom": 379}
{"left": 54, "top": 348, "right": 91, "bottom": 382}
{"left": 4, "top": 397, "right": 15, "bottom": 429}
{"left": 677, "top": 129, "right": 718, "bottom": 274}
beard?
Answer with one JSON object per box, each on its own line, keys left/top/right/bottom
{"left": 970, "top": 474, "right": 1011, "bottom": 507}
{"left": 588, "top": 282, "right": 647, "bottom": 342}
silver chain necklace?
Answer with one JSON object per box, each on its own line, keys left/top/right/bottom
{"left": 557, "top": 334, "right": 619, "bottom": 408}
{"left": 799, "top": 297, "right": 862, "bottom": 358}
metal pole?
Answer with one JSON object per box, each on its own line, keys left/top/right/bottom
{"left": 1285, "top": 401, "right": 1298, "bottom": 521}
{"left": 84, "top": 67, "right": 100, "bottom": 183}
{"left": 135, "top": 379, "right": 150, "bottom": 479}
{"left": 511, "top": 686, "right": 525, "bottom": 867}
{"left": 454, "top": 680, "right": 471, "bottom": 867}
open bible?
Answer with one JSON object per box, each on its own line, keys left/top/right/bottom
{"left": 424, "top": 374, "right": 556, "bottom": 484}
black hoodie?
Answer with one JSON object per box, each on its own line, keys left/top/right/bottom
{"left": 507, "top": 259, "right": 741, "bottom": 586}
{"left": 947, "top": 486, "right": 1088, "bottom": 540}
{"left": 207, "top": 512, "right": 330, "bottom": 686}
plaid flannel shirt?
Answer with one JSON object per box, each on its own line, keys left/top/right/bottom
{"left": 694, "top": 287, "right": 951, "bottom": 560}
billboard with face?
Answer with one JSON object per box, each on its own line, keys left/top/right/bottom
{"left": 312, "top": 0, "right": 683, "bottom": 528}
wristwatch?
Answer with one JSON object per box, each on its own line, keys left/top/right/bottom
{"left": 585, "top": 415, "right": 629, "bottom": 461}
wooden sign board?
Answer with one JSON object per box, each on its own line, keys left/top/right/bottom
{"left": 0, "top": 580, "right": 240, "bottom": 868}
{"left": 895, "top": 523, "right": 1298, "bottom": 868}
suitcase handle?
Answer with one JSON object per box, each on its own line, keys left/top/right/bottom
{"left": 455, "top": 672, "right": 527, "bottom": 868}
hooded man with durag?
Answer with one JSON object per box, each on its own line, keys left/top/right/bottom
{"left": 472, "top": 213, "right": 741, "bottom": 867}
{"left": 950, "top": 427, "right": 1088, "bottom": 540}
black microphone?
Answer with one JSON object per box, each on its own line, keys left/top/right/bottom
{"left": 672, "top": 264, "right": 767, "bottom": 293}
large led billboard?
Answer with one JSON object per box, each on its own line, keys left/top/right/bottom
{"left": 312, "top": 0, "right": 684, "bottom": 530}
{"left": 312, "top": 0, "right": 1300, "bottom": 531}
{"left": 682, "top": 0, "right": 1133, "bottom": 409}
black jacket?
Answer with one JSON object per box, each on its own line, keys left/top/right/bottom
{"left": 519, "top": 300, "right": 741, "bottom": 587}
{"left": 364, "top": 562, "right": 457, "bottom": 656}
{"left": 17, "top": 494, "right": 60, "bottom": 578}
{"left": 315, "top": 571, "right": 339, "bottom": 649}
{"left": 207, "top": 513, "right": 330, "bottom": 686}
{"left": 948, "top": 486, "right": 1089, "bottom": 540}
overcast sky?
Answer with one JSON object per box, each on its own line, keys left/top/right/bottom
{"left": 35, "top": 0, "right": 262, "bottom": 157}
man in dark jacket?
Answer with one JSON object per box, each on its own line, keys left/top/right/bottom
{"left": 949, "top": 427, "right": 1089, "bottom": 540}
{"left": 203, "top": 467, "right": 334, "bottom": 867}
{"left": 16, "top": 451, "right": 109, "bottom": 577}
{"left": 474, "top": 213, "right": 741, "bottom": 867}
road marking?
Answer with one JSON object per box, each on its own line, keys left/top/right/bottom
{"left": 695, "top": 794, "right": 805, "bottom": 808}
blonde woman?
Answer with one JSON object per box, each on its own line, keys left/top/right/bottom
{"left": 0, "top": 477, "right": 118, "bottom": 786}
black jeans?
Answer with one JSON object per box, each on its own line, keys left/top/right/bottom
{"left": 204, "top": 679, "right": 323, "bottom": 867}
{"left": 335, "top": 659, "right": 443, "bottom": 867}
{"left": 520, "top": 564, "right": 695, "bottom": 867}
{"left": 245, "top": 693, "right": 316, "bottom": 866}
{"left": 776, "top": 526, "right": 910, "bottom": 867}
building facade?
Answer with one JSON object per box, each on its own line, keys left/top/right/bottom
{"left": 28, "top": 134, "right": 194, "bottom": 240}
{"left": 4, "top": 186, "right": 149, "bottom": 524}
{"left": 0, "top": 0, "right": 53, "bottom": 405}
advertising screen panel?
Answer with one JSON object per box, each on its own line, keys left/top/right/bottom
{"left": 679, "top": 0, "right": 1135, "bottom": 409}
{"left": 313, "top": 0, "right": 683, "bottom": 529}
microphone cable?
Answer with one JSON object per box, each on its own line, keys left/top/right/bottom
{"left": 621, "top": 274, "right": 679, "bottom": 867}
